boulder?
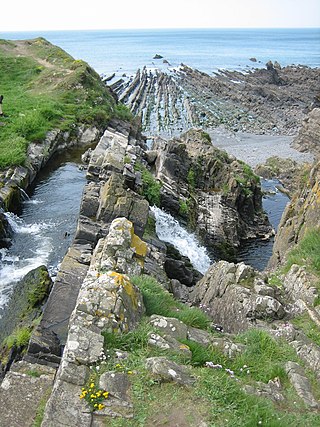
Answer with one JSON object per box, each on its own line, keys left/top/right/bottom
{"left": 145, "top": 357, "right": 195, "bottom": 386}
{"left": 190, "top": 261, "right": 286, "bottom": 333}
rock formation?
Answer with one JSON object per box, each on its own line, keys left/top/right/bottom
{"left": 113, "top": 64, "right": 320, "bottom": 138}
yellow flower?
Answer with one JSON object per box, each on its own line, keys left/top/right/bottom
{"left": 90, "top": 383, "right": 95, "bottom": 388}
{"left": 103, "top": 391, "right": 109, "bottom": 398}
{"left": 127, "top": 370, "right": 133, "bottom": 375}
{"left": 79, "top": 394, "right": 84, "bottom": 399}
{"left": 94, "top": 403, "right": 98, "bottom": 408}
{"left": 98, "top": 404, "right": 105, "bottom": 410}
{"left": 90, "top": 394, "right": 96, "bottom": 399}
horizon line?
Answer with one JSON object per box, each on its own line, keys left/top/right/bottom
{"left": 1, "top": 26, "right": 320, "bottom": 33}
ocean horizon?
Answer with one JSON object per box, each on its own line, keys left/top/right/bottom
{"left": 1, "top": 27, "right": 319, "bottom": 78}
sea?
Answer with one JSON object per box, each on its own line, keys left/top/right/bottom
{"left": 0, "top": 28, "right": 319, "bottom": 79}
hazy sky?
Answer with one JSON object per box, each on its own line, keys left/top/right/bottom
{"left": 2, "top": 0, "right": 320, "bottom": 31}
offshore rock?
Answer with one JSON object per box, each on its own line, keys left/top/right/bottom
{"left": 115, "top": 64, "right": 320, "bottom": 138}
{"left": 190, "top": 261, "right": 286, "bottom": 333}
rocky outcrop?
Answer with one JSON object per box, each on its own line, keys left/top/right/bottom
{"left": 292, "top": 108, "right": 320, "bottom": 154}
{"left": 151, "top": 129, "right": 272, "bottom": 255}
{"left": 26, "top": 120, "right": 152, "bottom": 364}
{"left": 41, "top": 218, "right": 146, "bottom": 427}
{"left": 114, "top": 64, "right": 320, "bottom": 138}
{"left": 190, "top": 261, "right": 287, "bottom": 333}
{"left": 0, "top": 266, "right": 52, "bottom": 377}
{"left": 0, "top": 361, "right": 56, "bottom": 427}
{"left": 269, "top": 160, "right": 320, "bottom": 268}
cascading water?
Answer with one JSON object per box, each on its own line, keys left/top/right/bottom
{"left": 0, "top": 152, "right": 86, "bottom": 312}
{"left": 151, "top": 206, "right": 212, "bottom": 274}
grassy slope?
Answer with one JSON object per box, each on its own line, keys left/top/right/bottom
{"left": 96, "top": 276, "right": 320, "bottom": 427}
{"left": 0, "top": 37, "right": 131, "bottom": 169}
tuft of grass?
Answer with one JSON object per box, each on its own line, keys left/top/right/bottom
{"left": 134, "top": 163, "right": 162, "bottom": 206}
{"left": 132, "top": 275, "right": 210, "bottom": 330}
{"left": 284, "top": 228, "right": 320, "bottom": 277}
{"left": 292, "top": 314, "right": 320, "bottom": 347}
{"left": 4, "top": 326, "right": 31, "bottom": 349}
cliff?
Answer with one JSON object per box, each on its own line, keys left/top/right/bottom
{"left": 0, "top": 38, "right": 132, "bottom": 245}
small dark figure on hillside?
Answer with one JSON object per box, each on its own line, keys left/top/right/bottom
{"left": 0, "top": 95, "right": 3, "bottom": 116}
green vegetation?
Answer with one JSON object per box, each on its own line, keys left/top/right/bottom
{"left": 32, "top": 388, "right": 52, "bottom": 427}
{"left": 284, "top": 228, "right": 320, "bottom": 278}
{"left": 134, "top": 163, "right": 162, "bottom": 206}
{"left": 132, "top": 275, "right": 210, "bottom": 330}
{"left": 102, "top": 276, "right": 320, "bottom": 426}
{"left": 292, "top": 314, "right": 320, "bottom": 347}
{"left": 187, "top": 167, "right": 196, "bottom": 192}
{"left": 3, "top": 326, "right": 31, "bottom": 349}
{"left": 178, "top": 199, "right": 189, "bottom": 216}
{"left": 0, "top": 37, "right": 131, "bottom": 169}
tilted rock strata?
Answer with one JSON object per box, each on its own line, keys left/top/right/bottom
{"left": 41, "top": 218, "right": 146, "bottom": 427}
{"left": 152, "top": 129, "right": 272, "bottom": 251}
{"left": 269, "top": 160, "right": 320, "bottom": 268}
{"left": 292, "top": 107, "right": 320, "bottom": 155}
{"left": 114, "top": 64, "right": 320, "bottom": 138}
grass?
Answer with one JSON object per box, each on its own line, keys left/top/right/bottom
{"left": 32, "top": 388, "right": 52, "bottom": 427}
{"left": 292, "top": 313, "right": 320, "bottom": 347}
{"left": 100, "top": 274, "right": 320, "bottom": 426}
{"left": 0, "top": 37, "right": 131, "bottom": 169}
{"left": 102, "top": 324, "right": 320, "bottom": 427}
{"left": 284, "top": 228, "right": 320, "bottom": 278}
{"left": 3, "top": 326, "right": 31, "bottom": 349}
{"left": 132, "top": 274, "right": 211, "bottom": 330}
{"left": 134, "top": 163, "right": 162, "bottom": 206}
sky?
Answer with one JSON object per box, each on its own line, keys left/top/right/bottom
{"left": 1, "top": 0, "right": 320, "bottom": 32}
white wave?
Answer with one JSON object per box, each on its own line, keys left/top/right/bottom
{"left": 151, "top": 206, "right": 212, "bottom": 274}
{"left": 5, "top": 212, "right": 52, "bottom": 234}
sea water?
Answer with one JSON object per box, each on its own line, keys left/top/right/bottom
{"left": 1, "top": 28, "right": 319, "bottom": 78}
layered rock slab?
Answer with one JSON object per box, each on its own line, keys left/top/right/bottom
{"left": 41, "top": 218, "right": 146, "bottom": 426}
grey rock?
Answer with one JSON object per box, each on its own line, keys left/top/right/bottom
{"left": 148, "top": 332, "right": 192, "bottom": 358}
{"left": 149, "top": 315, "right": 188, "bottom": 340}
{"left": 285, "top": 361, "right": 319, "bottom": 409}
{"left": 145, "top": 357, "right": 195, "bottom": 386}
{"left": 243, "top": 377, "right": 284, "bottom": 402}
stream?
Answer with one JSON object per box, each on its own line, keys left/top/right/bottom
{"left": 0, "top": 150, "right": 290, "bottom": 313}
{"left": 0, "top": 148, "right": 86, "bottom": 312}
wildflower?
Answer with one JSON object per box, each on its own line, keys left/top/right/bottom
{"left": 98, "top": 403, "right": 105, "bottom": 410}
{"left": 127, "top": 370, "right": 133, "bottom": 375}
{"left": 103, "top": 391, "right": 109, "bottom": 398}
{"left": 247, "top": 370, "right": 250, "bottom": 374}
{"left": 90, "top": 382, "right": 95, "bottom": 388}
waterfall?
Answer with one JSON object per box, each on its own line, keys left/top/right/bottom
{"left": 151, "top": 206, "right": 212, "bottom": 275}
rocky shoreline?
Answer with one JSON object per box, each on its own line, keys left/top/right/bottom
{"left": 113, "top": 62, "right": 320, "bottom": 138}
{"left": 0, "top": 42, "right": 320, "bottom": 426}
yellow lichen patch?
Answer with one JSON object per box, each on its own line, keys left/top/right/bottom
{"left": 131, "top": 233, "right": 148, "bottom": 258}
{"left": 108, "top": 272, "right": 139, "bottom": 310}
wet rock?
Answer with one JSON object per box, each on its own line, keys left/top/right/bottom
{"left": 0, "top": 265, "right": 52, "bottom": 344}
{"left": 153, "top": 54, "right": 163, "bottom": 59}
